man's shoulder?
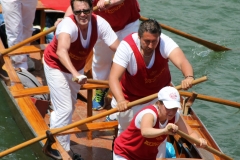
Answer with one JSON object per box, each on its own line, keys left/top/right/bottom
{"left": 61, "top": 17, "right": 76, "bottom": 26}
{"left": 160, "top": 33, "right": 170, "bottom": 40}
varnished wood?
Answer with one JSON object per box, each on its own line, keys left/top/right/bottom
{"left": 2, "top": 44, "right": 48, "bottom": 55}
{"left": 5, "top": 84, "right": 69, "bottom": 159}
{"left": 176, "top": 130, "right": 233, "bottom": 160}
{"left": 180, "top": 91, "right": 240, "bottom": 109}
{"left": 84, "top": 50, "right": 93, "bottom": 74}
{"left": 9, "top": 83, "right": 109, "bottom": 98}
{"left": 81, "top": 83, "right": 109, "bottom": 89}
{"left": 10, "top": 86, "right": 50, "bottom": 98}
{"left": 56, "top": 121, "right": 118, "bottom": 135}
{"left": 0, "top": 27, "right": 56, "bottom": 56}
{"left": 0, "top": 76, "right": 208, "bottom": 158}
{"left": 87, "top": 89, "right": 93, "bottom": 140}
{"left": 183, "top": 92, "right": 198, "bottom": 115}
{"left": 184, "top": 119, "right": 201, "bottom": 128}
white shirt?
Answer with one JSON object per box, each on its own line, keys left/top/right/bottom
{"left": 113, "top": 33, "right": 179, "bottom": 75}
{"left": 55, "top": 15, "right": 118, "bottom": 49}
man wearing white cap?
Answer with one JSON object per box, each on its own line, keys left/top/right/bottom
{"left": 113, "top": 86, "right": 207, "bottom": 159}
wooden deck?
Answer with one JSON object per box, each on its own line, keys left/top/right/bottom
{"left": 28, "top": 51, "right": 117, "bottom": 160}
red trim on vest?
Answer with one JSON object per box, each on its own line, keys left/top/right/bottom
{"left": 44, "top": 14, "right": 98, "bottom": 73}
{"left": 93, "top": 0, "right": 140, "bottom": 32}
{"left": 120, "top": 34, "right": 171, "bottom": 102}
{"left": 114, "top": 105, "right": 175, "bottom": 159}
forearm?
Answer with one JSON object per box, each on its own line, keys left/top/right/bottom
{"left": 189, "top": 130, "right": 201, "bottom": 140}
{"left": 57, "top": 50, "right": 80, "bottom": 77}
{"left": 180, "top": 59, "right": 194, "bottom": 77}
{"left": 141, "top": 128, "right": 167, "bottom": 138}
{"left": 97, "top": 0, "right": 125, "bottom": 10}
{"left": 109, "top": 77, "right": 125, "bottom": 102}
{"left": 108, "top": 0, "right": 125, "bottom": 7}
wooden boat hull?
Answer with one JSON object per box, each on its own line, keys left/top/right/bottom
{"left": 0, "top": 44, "right": 224, "bottom": 160}
{"left": 0, "top": 80, "right": 50, "bottom": 159}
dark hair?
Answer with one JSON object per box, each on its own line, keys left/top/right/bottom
{"left": 138, "top": 19, "right": 161, "bottom": 37}
{"left": 155, "top": 100, "right": 164, "bottom": 106}
{"left": 70, "top": 0, "right": 93, "bottom": 11}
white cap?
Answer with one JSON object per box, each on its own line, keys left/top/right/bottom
{"left": 158, "top": 86, "right": 181, "bottom": 109}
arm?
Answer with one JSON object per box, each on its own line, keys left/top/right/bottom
{"left": 96, "top": 0, "right": 125, "bottom": 10}
{"left": 109, "top": 62, "right": 128, "bottom": 111}
{"left": 168, "top": 47, "right": 194, "bottom": 89}
{"left": 56, "top": 33, "right": 86, "bottom": 84}
{"left": 140, "top": 113, "right": 167, "bottom": 138}
{"left": 65, "top": 6, "right": 73, "bottom": 17}
{"left": 176, "top": 115, "right": 207, "bottom": 147}
{"left": 109, "top": 39, "right": 120, "bottom": 52}
{"left": 54, "top": 6, "right": 73, "bottom": 27}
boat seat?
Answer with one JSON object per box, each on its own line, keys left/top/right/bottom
{"left": 1, "top": 44, "right": 48, "bottom": 56}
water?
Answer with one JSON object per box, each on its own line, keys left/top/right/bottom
{"left": 139, "top": 0, "right": 240, "bottom": 159}
{"left": 0, "top": 0, "right": 240, "bottom": 159}
{"left": 0, "top": 82, "right": 38, "bottom": 159}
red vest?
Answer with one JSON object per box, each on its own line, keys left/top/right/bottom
{"left": 114, "top": 105, "right": 175, "bottom": 160}
{"left": 93, "top": 0, "right": 140, "bottom": 32}
{"left": 44, "top": 14, "right": 98, "bottom": 73}
{"left": 120, "top": 34, "right": 171, "bottom": 102}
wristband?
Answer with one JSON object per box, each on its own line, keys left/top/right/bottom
{"left": 185, "top": 75, "right": 194, "bottom": 79}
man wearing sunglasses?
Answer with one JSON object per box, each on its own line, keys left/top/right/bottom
{"left": 43, "top": 0, "right": 119, "bottom": 156}
{"left": 62, "top": 0, "right": 140, "bottom": 112}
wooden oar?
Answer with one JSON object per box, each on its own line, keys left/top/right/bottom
{"left": 87, "top": 79, "right": 108, "bottom": 85}
{"left": 0, "top": 76, "right": 207, "bottom": 158}
{"left": 139, "top": 16, "right": 231, "bottom": 52}
{"left": 72, "top": 78, "right": 109, "bottom": 85}
{"left": 179, "top": 91, "right": 240, "bottom": 109}
{"left": 176, "top": 130, "right": 233, "bottom": 160}
{"left": 0, "top": 27, "right": 56, "bottom": 56}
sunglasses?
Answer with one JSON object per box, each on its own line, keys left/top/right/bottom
{"left": 73, "top": 9, "right": 91, "bottom": 15}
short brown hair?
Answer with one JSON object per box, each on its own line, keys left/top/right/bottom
{"left": 138, "top": 19, "right": 161, "bottom": 38}
{"left": 70, "top": 0, "right": 92, "bottom": 11}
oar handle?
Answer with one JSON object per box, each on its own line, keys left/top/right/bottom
{"left": 175, "top": 76, "right": 207, "bottom": 90}
{"left": 139, "top": 16, "right": 230, "bottom": 52}
{"left": 176, "top": 130, "right": 233, "bottom": 160}
{"left": 0, "top": 76, "right": 207, "bottom": 158}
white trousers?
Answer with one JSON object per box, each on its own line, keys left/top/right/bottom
{"left": 92, "top": 20, "right": 139, "bottom": 80}
{"left": 1, "top": 0, "right": 37, "bottom": 69}
{"left": 44, "top": 61, "right": 83, "bottom": 151}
